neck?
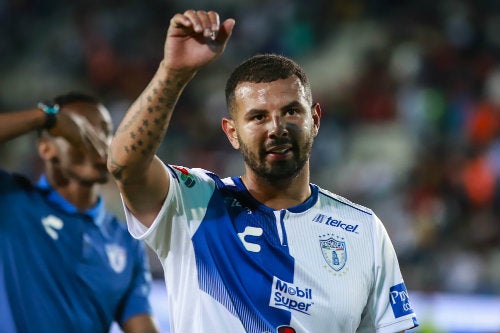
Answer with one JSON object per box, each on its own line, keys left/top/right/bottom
{"left": 241, "top": 165, "right": 311, "bottom": 210}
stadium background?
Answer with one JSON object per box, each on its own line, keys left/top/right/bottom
{"left": 1, "top": 0, "right": 500, "bottom": 332}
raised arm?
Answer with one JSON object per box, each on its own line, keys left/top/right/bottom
{"left": 0, "top": 103, "right": 102, "bottom": 151}
{"left": 107, "top": 10, "right": 235, "bottom": 227}
{"left": 0, "top": 107, "right": 48, "bottom": 143}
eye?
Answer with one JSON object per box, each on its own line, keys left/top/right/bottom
{"left": 285, "top": 108, "right": 300, "bottom": 116}
{"left": 250, "top": 114, "right": 265, "bottom": 122}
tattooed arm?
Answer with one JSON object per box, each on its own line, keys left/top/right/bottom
{"left": 108, "top": 10, "right": 235, "bottom": 227}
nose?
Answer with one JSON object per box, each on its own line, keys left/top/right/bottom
{"left": 268, "top": 115, "right": 288, "bottom": 138}
{"left": 85, "top": 133, "right": 110, "bottom": 164}
{"left": 83, "top": 140, "right": 108, "bottom": 166}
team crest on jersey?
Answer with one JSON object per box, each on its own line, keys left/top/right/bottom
{"left": 172, "top": 165, "right": 196, "bottom": 188}
{"left": 319, "top": 234, "right": 347, "bottom": 271}
{"left": 106, "top": 244, "right": 127, "bottom": 273}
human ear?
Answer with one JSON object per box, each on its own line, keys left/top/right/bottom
{"left": 221, "top": 117, "right": 240, "bottom": 149}
{"left": 312, "top": 103, "right": 321, "bottom": 136}
{"left": 37, "top": 138, "right": 58, "bottom": 161}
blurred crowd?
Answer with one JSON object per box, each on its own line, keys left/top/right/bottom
{"left": 2, "top": 0, "right": 500, "bottom": 296}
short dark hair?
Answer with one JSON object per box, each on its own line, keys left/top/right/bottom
{"left": 225, "top": 54, "right": 312, "bottom": 116}
{"left": 37, "top": 92, "right": 101, "bottom": 137}
{"left": 53, "top": 91, "right": 100, "bottom": 108}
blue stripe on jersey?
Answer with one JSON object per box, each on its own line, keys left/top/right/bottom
{"left": 279, "top": 210, "right": 289, "bottom": 247}
{"left": 192, "top": 177, "right": 299, "bottom": 333}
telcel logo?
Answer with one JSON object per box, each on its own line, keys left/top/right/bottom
{"left": 269, "top": 277, "right": 314, "bottom": 315}
{"left": 312, "top": 213, "right": 359, "bottom": 233}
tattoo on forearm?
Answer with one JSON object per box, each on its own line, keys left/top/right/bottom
{"left": 118, "top": 76, "right": 181, "bottom": 157}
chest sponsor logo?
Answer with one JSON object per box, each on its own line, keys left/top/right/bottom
{"left": 269, "top": 276, "right": 314, "bottom": 315}
{"left": 106, "top": 244, "right": 127, "bottom": 273}
{"left": 319, "top": 234, "right": 347, "bottom": 271}
{"left": 389, "top": 282, "right": 415, "bottom": 318}
{"left": 312, "top": 214, "right": 359, "bottom": 233}
{"left": 42, "top": 214, "right": 64, "bottom": 240}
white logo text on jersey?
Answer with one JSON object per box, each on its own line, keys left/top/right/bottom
{"left": 42, "top": 214, "right": 64, "bottom": 240}
{"left": 237, "top": 226, "right": 263, "bottom": 252}
{"left": 269, "top": 276, "right": 314, "bottom": 315}
{"left": 312, "top": 213, "right": 359, "bottom": 233}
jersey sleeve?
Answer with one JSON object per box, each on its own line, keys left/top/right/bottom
{"left": 124, "top": 163, "right": 216, "bottom": 258}
{"left": 357, "top": 214, "right": 418, "bottom": 333}
{"left": 114, "top": 239, "right": 154, "bottom": 325}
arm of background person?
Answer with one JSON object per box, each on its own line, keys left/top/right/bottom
{"left": 0, "top": 104, "right": 105, "bottom": 153}
{"left": 0, "top": 108, "right": 46, "bottom": 143}
{"left": 121, "top": 314, "right": 159, "bottom": 333}
{"left": 107, "top": 10, "right": 235, "bottom": 228}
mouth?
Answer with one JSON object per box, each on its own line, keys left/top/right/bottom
{"left": 266, "top": 144, "right": 292, "bottom": 157}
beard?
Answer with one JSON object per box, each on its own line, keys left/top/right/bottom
{"left": 238, "top": 134, "right": 314, "bottom": 182}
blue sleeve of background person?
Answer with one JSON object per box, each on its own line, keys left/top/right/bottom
{"left": 0, "top": 169, "right": 29, "bottom": 331}
{"left": 114, "top": 231, "right": 154, "bottom": 325}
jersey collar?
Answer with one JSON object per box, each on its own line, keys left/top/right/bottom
{"left": 231, "top": 176, "right": 319, "bottom": 213}
{"left": 36, "top": 175, "right": 106, "bottom": 226}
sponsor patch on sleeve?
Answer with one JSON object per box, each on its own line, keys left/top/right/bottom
{"left": 389, "top": 282, "right": 414, "bottom": 318}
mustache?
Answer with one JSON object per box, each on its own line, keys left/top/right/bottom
{"left": 264, "top": 138, "right": 294, "bottom": 149}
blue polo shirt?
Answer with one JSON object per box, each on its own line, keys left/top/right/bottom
{"left": 0, "top": 170, "right": 153, "bottom": 333}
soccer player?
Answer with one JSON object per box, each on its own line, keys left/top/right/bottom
{"left": 108, "top": 9, "right": 419, "bottom": 333}
{"left": 0, "top": 92, "right": 159, "bottom": 333}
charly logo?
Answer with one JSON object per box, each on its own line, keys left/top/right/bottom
{"left": 105, "top": 244, "right": 127, "bottom": 273}
{"left": 269, "top": 276, "right": 314, "bottom": 315}
{"left": 237, "top": 226, "right": 263, "bottom": 252}
{"left": 319, "top": 234, "right": 347, "bottom": 271}
{"left": 42, "top": 214, "right": 64, "bottom": 240}
{"left": 172, "top": 165, "right": 196, "bottom": 187}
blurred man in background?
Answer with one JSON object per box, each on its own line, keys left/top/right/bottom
{"left": 0, "top": 92, "right": 159, "bottom": 333}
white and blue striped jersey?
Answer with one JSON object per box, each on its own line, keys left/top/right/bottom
{"left": 125, "top": 164, "right": 419, "bottom": 333}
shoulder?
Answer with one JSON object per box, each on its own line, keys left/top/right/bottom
{"left": 316, "top": 185, "right": 373, "bottom": 216}
{"left": 166, "top": 164, "right": 219, "bottom": 186}
{"left": 165, "top": 165, "right": 233, "bottom": 197}
{"left": 0, "top": 169, "right": 33, "bottom": 194}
